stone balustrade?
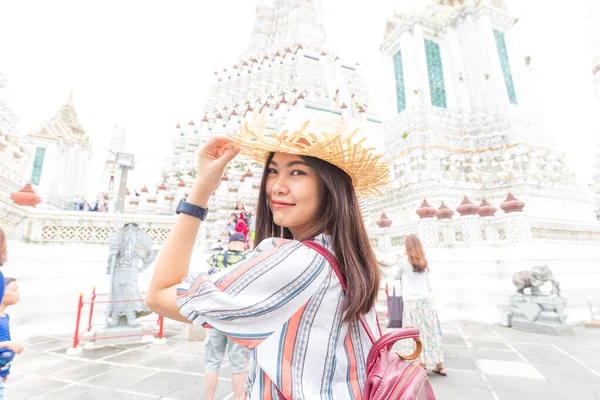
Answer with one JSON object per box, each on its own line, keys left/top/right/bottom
{"left": 2, "top": 191, "right": 599, "bottom": 248}
{"left": 369, "top": 197, "right": 600, "bottom": 253}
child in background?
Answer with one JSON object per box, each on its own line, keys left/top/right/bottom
{"left": 0, "top": 278, "right": 24, "bottom": 399}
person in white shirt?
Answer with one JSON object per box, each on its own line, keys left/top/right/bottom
{"left": 395, "top": 235, "right": 446, "bottom": 376}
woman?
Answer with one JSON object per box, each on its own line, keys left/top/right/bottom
{"left": 395, "top": 235, "right": 446, "bottom": 376}
{"left": 235, "top": 201, "right": 251, "bottom": 222}
{"left": 146, "top": 112, "right": 390, "bottom": 399}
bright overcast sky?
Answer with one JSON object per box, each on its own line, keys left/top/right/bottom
{"left": 1, "top": 0, "right": 598, "bottom": 198}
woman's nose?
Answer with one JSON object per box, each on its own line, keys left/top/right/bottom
{"left": 271, "top": 176, "right": 289, "bottom": 195}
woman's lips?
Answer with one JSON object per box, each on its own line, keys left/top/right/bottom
{"left": 271, "top": 200, "right": 295, "bottom": 208}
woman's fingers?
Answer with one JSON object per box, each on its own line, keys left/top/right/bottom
{"left": 201, "top": 135, "right": 239, "bottom": 160}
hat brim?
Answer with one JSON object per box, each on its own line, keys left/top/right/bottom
{"left": 229, "top": 119, "right": 390, "bottom": 197}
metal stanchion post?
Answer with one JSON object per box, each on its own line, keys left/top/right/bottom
{"left": 71, "top": 293, "right": 84, "bottom": 351}
{"left": 87, "top": 286, "right": 96, "bottom": 332}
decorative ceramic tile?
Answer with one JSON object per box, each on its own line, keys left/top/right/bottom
{"left": 424, "top": 39, "right": 447, "bottom": 108}
{"left": 393, "top": 51, "right": 406, "bottom": 113}
{"left": 493, "top": 29, "right": 517, "bottom": 104}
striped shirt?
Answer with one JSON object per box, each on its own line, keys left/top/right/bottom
{"left": 0, "top": 314, "right": 14, "bottom": 377}
{"left": 177, "top": 234, "right": 379, "bottom": 399}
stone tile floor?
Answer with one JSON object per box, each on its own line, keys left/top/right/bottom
{"left": 4, "top": 321, "right": 600, "bottom": 399}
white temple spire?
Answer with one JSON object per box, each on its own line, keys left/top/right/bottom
{"left": 243, "top": 0, "right": 328, "bottom": 59}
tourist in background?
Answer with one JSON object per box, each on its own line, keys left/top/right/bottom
{"left": 147, "top": 113, "right": 387, "bottom": 399}
{"left": 226, "top": 213, "right": 238, "bottom": 238}
{"left": 234, "top": 201, "right": 250, "bottom": 222}
{"left": 204, "top": 232, "right": 248, "bottom": 400}
{"left": 395, "top": 234, "right": 446, "bottom": 376}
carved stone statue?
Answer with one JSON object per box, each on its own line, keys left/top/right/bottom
{"left": 503, "top": 264, "right": 570, "bottom": 335}
{"left": 106, "top": 223, "right": 158, "bottom": 327}
{"left": 512, "top": 265, "right": 560, "bottom": 296}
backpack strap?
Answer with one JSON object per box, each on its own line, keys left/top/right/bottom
{"left": 302, "top": 240, "right": 382, "bottom": 345}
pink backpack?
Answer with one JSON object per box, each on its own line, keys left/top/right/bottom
{"left": 303, "top": 241, "right": 437, "bottom": 400}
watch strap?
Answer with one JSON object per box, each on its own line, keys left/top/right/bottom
{"left": 176, "top": 199, "right": 208, "bottom": 221}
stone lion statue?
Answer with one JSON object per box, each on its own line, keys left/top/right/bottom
{"left": 512, "top": 265, "right": 560, "bottom": 297}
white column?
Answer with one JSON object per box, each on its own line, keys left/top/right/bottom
{"left": 505, "top": 25, "right": 535, "bottom": 112}
{"left": 473, "top": 15, "right": 507, "bottom": 108}
{"left": 412, "top": 25, "right": 431, "bottom": 107}
{"left": 445, "top": 27, "right": 470, "bottom": 111}
{"left": 399, "top": 30, "right": 420, "bottom": 110}
{"left": 77, "top": 148, "right": 90, "bottom": 198}
{"left": 458, "top": 14, "right": 484, "bottom": 109}
{"left": 64, "top": 145, "right": 77, "bottom": 199}
{"left": 379, "top": 51, "right": 397, "bottom": 117}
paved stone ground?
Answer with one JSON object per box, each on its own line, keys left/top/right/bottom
{"left": 3, "top": 321, "right": 600, "bottom": 399}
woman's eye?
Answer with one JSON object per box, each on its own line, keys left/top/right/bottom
{"left": 267, "top": 168, "right": 277, "bottom": 174}
{"left": 291, "top": 170, "right": 306, "bottom": 176}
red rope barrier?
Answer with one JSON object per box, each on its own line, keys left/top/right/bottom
{"left": 70, "top": 287, "right": 164, "bottom": 350}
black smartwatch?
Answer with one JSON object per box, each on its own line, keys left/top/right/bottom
{"left": 175, "top": 199, "right": 209, "bottom": 221}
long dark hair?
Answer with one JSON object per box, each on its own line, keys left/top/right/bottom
{"left": 405, "top": 235, "right": 428, "bottom": 273}
{"left": 254, "top": 152, "right": 380, "bottom": 323}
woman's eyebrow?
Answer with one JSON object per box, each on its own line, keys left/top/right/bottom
{"left": 268, "top": 160, "right": 310, "bottom": 168}
{"left": 286, "top": 160, "right": 310, "bottom": 168}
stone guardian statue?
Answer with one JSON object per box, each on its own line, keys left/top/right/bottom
{"left": 106, "top": 223, "right": 158, "bottom": 327}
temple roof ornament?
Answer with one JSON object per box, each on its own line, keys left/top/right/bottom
{"left": 501, "top": 192, "right": 525, "bottom": 213}
{"left": 478, "top": 198, "right": 498, "bottom": 217}
{"left": 436, "top": 202, "right": 455, "bottom": 220}
{"left": 376, "top": 212, "right": 393, "bottom": 228}
{"left": 28, "top": 92, "right": 89, "bottom": 147}
{"left": 10, "top": 183, "right": 41, "bottom": 207}
{"left": 457, "top": 196, "right": 479, "bottom": 216}
{"left": 416, "top": 198, "right": 437, "bottom": 219}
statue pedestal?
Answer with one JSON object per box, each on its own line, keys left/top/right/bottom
{"left": 86, "top": 323, "right": 160, "bottom": 347}
{"left": 505, "top": 294, "right": 573, "bottom": 335}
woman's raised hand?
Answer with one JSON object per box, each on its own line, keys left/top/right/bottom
{"left": 191, "top": 135, "right": 240, "bottom": 204}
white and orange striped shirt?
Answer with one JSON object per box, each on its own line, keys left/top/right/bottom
{"left": 177, "top": 234, "right": 379, "bottom": 399}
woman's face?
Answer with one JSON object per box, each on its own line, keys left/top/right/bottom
{"left": 266, "top": 153, "right": 325, "bottom": 239}
{"left": 236, "top": 202, "right": 244, "bottom": 210}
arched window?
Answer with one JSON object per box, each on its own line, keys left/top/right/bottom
{"left": 424, "top": 39, "right": 447, "bottom": 108}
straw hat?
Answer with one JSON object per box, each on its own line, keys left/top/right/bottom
{"left": 229, "top": 111, "right": 390, "bottom": 197}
